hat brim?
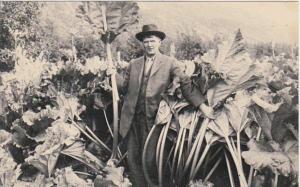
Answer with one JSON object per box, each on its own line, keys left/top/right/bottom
{"left": 136, "top": 31, "right": 166, "bottom": 41}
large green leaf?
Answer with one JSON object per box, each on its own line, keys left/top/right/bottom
{"left": 208, "top": 111, "right": 234, "bottom": 138}
{"left": 224, "top": 91, "right": 251, "bottom": 132}
{"left": 204, "top": 30, "right": 262, "bottom": 106}
{"left": 242, "top": 139, "right": 298, "bottom": 178}
{"left": 77, "top": 2, "right": 139, "bottom": 43}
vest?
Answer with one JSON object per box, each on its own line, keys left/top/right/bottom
{"left": 135, "top": 60, "right": 153, "bottom": 115}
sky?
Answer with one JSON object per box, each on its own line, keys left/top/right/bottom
{"left": 41, "top": 2, "right": 298, "bottom": 45}
{"left": 138, "top": 2, "right": 298, "bottom": 44}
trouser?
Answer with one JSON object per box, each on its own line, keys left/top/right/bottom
{"left": 127, "top": 112, "right": 172, "bottom": 187}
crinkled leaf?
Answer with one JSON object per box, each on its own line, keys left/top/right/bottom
{"left": 184, "top": 60, "right": 196, "bottom": 77}
{"left": 251, "top": 92, "right": 282, "bottom": 113}
{"left": 204, "top": 30, "right": 261, "bottom": 106}
{"left": 224, "top": 91, "right": 251, "bottom": 132}
{"left": 242, "top": 151, "right": 291, "bottom": 176}
{"left": 208, "top": 111, "right": 234, "bottom": 138}
{"left": 155, "top": 97, "right": 189, "bottom": 126}
{"left": 55, "top": 92, "right": 86, "bottom": 121}
{"left": 26, "top": 121, "right": 81, "bottom": 176}
{"left": 166, "top": 76, "right": 181, "bottom": 97}
{"left": 189, "top": 179, "right": 214, "bottom": 187}
{"left": 207, "top": 65, "right": 261, "bottom": 107}
{"left": 61, "top": 141, "right": 105, "bottom": 170}
{"left": 242, "top": 139, "right": 298, "bottom": 178}
{"left": 102, "top": 165, "right": 131, "bottom": 187}
{"left": 178, "top": 109, "right": 195, "bottom": 129}
{"left": 77, "top": 2, "right": 139, "bottom": 41}
{"left": 282, "top": 140, "right": 298, "bottom": 181}
{"left": 0, "top": 148, "right": 21, "bottom": 187}
{"left": 26, "top": 145, "right": 62, "bottom": 176}
{"left": 13, "top": 173, "right": 54, "bottom": 187}
{"left": 192, "top": 62, "right": 222, "bottom": 94}
{"left": 22, "top": 110, "right": 38, "bottom": 126}
{"left": 12, "top": 125, "right": 37, "bottom": 148}
{"left": 54, "top": 167, "right": 93, "bottom": 187}
{"left": 249, "top": 105, "right": 273, "bottom": 140}
{"left": 204, "top": 130, "right": 221, "bottom": 145}
{"left": 0, "top": 92, "right": 8, "bottom": 115}
{"left": 0, "top": 130, "right": 12, "bottom": 146}
{"left": 155, "top": 100, "right": 172, "bottom": 125}
{"left": 276, "top": 87, "right": 293, "bottom": 106}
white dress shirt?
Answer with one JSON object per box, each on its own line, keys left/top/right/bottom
{"left": 144, "top": 55, "right": 155, "bottom": 75}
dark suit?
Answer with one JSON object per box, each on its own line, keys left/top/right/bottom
{"left": 118, "top": 53, "right": 204, "bottom": 138}
{"left": 116, "top": 53, "right": 204, "bottom": 186}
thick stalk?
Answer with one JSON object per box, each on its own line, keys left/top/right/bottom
{"left": 187, "top": 112, "right": 197, "bottom": 152}
{"left": 190, "top": 143, "right": 211, "bottom": 180}
{"left": 159, "top": 120, "right": 171, "bottom": 187}
{"left": 230, "top": 137, "right": 238, "bottom": 157}
{"left": 225, "top": 152, "right": 236, "bottom": 187}
{"left": 72, "top": 121, "right": 111, "bottom": 152}
{"left": 204, "top": 157, "right": 222, "bottom": 183}
{"left": 171, "top": 128, "right": 184, "bottom": 179}
{"left": 183, "top": 118, "right": 209, "bottom": 174}
{"left": 86, "top": 124, "right": 112, "bottom": 152}
{"left": 248, "top": 127, "right": 262, "bottom": 186}
{"left": 273, "top": 173, "right": 278, "bottom": 187}
{"left": 142, "top": 125, "right": 158, "bottom": 186}
{"left": 176, "top": 128, "right": 187, "bottom": 179}
{"left": 156, "top": 125, "right": 165, "bottom": 169}
{"left": 237, "top": 132, "right": 242, "bottom": 167}
{"left": 189, "top": 119, "right": 209, "bottom": 178}
{"left": 108, "top": 43, "right": 119, "bottom": 160}
{"left": 103, "top": 110, "right": 123, "bottom": 160}
{"left": 101, "top": 3, "right": 119, "bottom": 161}
{"left": 225, "top": 136, "right": 248, "bottom": 187}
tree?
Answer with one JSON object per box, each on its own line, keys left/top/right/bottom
{"left": 175, "top": 32, "right": 207, "bottom": 60}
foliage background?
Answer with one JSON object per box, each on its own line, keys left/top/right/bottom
{"left": 0, "top": 2, "right": 298, "bottom": 187}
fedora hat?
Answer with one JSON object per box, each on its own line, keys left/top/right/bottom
{"left": 135, "top": 24, "right": 166, "bottom": 41}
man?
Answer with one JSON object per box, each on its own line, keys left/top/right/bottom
{"left": 108, "top": 24, "right": 214, "bottom": 187}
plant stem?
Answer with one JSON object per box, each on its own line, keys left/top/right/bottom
{"left": 85, "top": 123, "right": 112, "bottom": 152}
{"left": 273, "top": 173, "right": 278, "bottom": 187}
{"left": 103, "top": 109, "right": 122, "bottom": 159}
{"left": 230, "top": 137, "right": 238, "bottom": 156}
{"left": 237, "top": 132, "right": 242, "bottom": 167}
{"left": 204, "top": 156, "right": 222, "bottom": 183}
{"left": 103, "top": 109, "right": 113, "bottom": 136}
{"left": 157, "top": 125, "right": 165, "bottom": 169}
{"left": 142, "top": 125, "right": 158, "bottom": 186}
{"left": 248, "top": 127, "right": 262, "bottom": 186}
{"left": 177, "top": 128, "right": 187, "bottom": 179}
{"left": 171, "top": 128, "right": 183, "bottom": 178}
{"left": 190, "top": 143, "right": 211, "bottom": 180}
{"left": 225, "top": 136, "right": 248, "bottom": 187}
{"left": 159, "top": 120, "right": 171, "bottom": 187}
{"left": 208, "top": 146, "right": 223, "bottom": 162}
{"left": 188, "top": 112, "right": 198, "bottom": 152}
{"left": 171, "top": 128, "right": 184, "bottom": 179}
{"left": 187, "top": 118, "right": 209, "bottom": 176}
{"left": 225, "top": 152, "right": 236, "bottom": 187}
{"left": 72, "top": 121, "right": 111, "bottom": 152}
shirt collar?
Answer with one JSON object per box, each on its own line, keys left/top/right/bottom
{"left": 145, "top": 54, "right": 156, "bottom": 62}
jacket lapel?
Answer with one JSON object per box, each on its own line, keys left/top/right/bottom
{"left": 149, "top": 53, "right": 163, "bottom": 78}
{"left": 135, "top": 57, "right": 145, "bottom": 87}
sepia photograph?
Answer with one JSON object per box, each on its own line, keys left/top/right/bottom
{"left": 0, "top": 1, "right": 298, "bottom": 187}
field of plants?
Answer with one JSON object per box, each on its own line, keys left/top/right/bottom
{"left": 0, "top": 2, "right": 298, "bottom": 187}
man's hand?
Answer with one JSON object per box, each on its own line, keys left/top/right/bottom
{"left": 106, "top": 65, "right": 117, "bottom": 76}
{"left": 199, "top": 103, "right": 216, "bottom": 119}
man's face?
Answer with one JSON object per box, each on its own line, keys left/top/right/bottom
{"left": 142, "top": 35, "right": 161, "bottom": 56}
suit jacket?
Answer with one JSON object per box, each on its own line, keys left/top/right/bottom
{"left": 116, "top": 53, "right": 205, "bottom": 138}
